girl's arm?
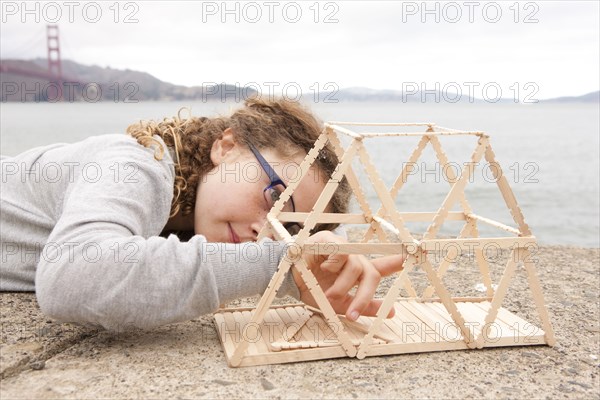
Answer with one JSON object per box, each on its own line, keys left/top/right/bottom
{"left": 35, "top": 137, "right": 298, "bottom": 331}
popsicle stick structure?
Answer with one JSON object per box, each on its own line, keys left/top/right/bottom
{"left": 213, "top": 122, "right": 556, "bottom": 367}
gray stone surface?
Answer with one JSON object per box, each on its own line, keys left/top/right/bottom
{"left": 1, "top": 245, "right": 598, "bottom": 399}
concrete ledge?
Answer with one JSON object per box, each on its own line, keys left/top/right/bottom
{"left": 1, "top": 245, "right": 598, "bottom": 399}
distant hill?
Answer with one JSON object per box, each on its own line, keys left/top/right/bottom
{"left": 541, "top": 91, "right": 600, "bottom": 103}
{"left": 328, "top": 86, "right": 480, "bottom": 103}
{"left": 1, "top": 59, "right": 598, "bottom": 103}
{"left": 325, "top": 87, "right": 600, "bottom": 103}
{"left": 1, "top": 58, "right": 255, "bottom": 102}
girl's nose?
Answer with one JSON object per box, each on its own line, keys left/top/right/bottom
{"left": 250, "top": 213, "right": 271, "bottom": 241}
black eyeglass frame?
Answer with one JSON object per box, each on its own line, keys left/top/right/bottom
{"left": 247, "top": 142, "right": 304, "bottom": 235}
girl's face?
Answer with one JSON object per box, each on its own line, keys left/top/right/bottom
{"left": 194, "top": 129, "right": 327, "bottom": 243}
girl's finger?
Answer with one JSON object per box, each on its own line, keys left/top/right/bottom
{"left": 371, "top": 254, "right": 407, "bottom": 276}
{"left": 356, "top": 298, "right": 395, "bottom": 319}
{"left": 324, "top": 257, "right": 364, "bottom": 300}
{"left": 305, "top": 230, "right": 346, "bottom": 272}
{"left": 320, "top": 252, "right": 347, "bottom": 274}
{"left": 345, "top": 258, "right": 381, "bottom": 320}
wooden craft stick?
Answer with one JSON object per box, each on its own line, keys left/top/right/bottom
{"left": 431, "top": 125, "right": 460, "bottom": 132}
{"left": 257, "top": 132, "right": 329, "bottom": 240}
{"left": 467, "top": 213, "right": 521, "bottom": 235}
{"left": 359, "top": 131, "right": 484, "bottom": 137}
{"left": 474, "top": 249, "right": 519, "bottom": 348}
{"left": 363, "top": 135, "right": 430, "bottom": 242}
{"left": 419, "top": 259, "right": 476, "bottom": 348}
{"left": 262, "top": 309, "right": 292, "bottom": 352}
{"left": 484, "top": 144, "right": 532, "bottom": 236}
{"left": 423, "top": 136, "right": 489, "bottom": 240}
{"left": 325, "top": 124, "right": 364, "bottom": 139}
{"left": 229, "top": 256, "right": 295, "bottom": 366}
{"left": 304, "top": 305, "right": 396, "bottom": 343}
{"left": 353, "top": 141, "right": 420, "bottom": 297}
{"left": 270, "top": 337, "right": 386, "bottom": 351}
{"left": 521, "top": 248, "right": 557, "bottom": 346}
{"left": 295, "top": 138, "right": 361, "bottom": 244}
{"left": 356, "top": 142, "right": 417, "bottom": 247}
{"left": 269, "top": 132, "right": 330, "bottom": 218}
{"left": 293, "top": 257, "right": 357, "bottom": 357}
{"left": 418, "top": 297, "right": 493, "bottom": 303}
{"left": 274, "top": 307, "right": 302, "bottom": 342}
{"left": 427, "top": 133, "right": 473, "bottom": 215}
{"left": 356, "top": 254, "right": 419, "bottom": 359}
{"left": 326, "top": 122, "right": 434, "bottom": 127}
{"left": 471, "top": 221, "right": 496, "bottom": 297}
{"left": 283, "top": 306, "right": 315, "bottom": 344}
{"left": 326, "top": 128, "right": 388, "bottom": 244}
{"left": 421, "top": 220, "right": 476, "bottom": 299}
{"left": 277, "top": 212, "right": 368, "bottom": 224}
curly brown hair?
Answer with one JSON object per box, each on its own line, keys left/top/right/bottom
{"left": 125, "top": 97, "right": 351, "bottom": 233}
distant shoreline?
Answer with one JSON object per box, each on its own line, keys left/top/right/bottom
{"left": 2, "top": 58, "right": 598, "bottom": 103}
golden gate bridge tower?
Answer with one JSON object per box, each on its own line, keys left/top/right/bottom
{"left": 0, "top": 24, "right": 77, "bottom": 101}
{"left": 46, "top": 25, "right": 62, "bottom": 100}
{"left": 46, "top": 25, "right": 62, "bottom": 83}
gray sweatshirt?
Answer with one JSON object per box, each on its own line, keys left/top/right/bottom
{"left": 0, "top": 133, "right": 298, "bottom": 330}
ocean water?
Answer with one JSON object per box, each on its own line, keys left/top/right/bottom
{"left": 1, "top": 100, "right": 598, "bottom": 247}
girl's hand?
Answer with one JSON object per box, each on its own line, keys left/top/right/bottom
{"left": 291, "top": 231, "right": 406, "bottom": 321}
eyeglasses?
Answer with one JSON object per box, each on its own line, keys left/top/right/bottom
{"left": 247, "top": 142, "right": 303, "bottom": 235}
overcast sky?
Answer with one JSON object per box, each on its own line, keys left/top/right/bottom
{"left": 1, "top": 1, "right": 598, "bottom": 99}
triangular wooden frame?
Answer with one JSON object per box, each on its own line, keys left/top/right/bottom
{"left": 213, "top": 122, "right": 556, "bottom": 367}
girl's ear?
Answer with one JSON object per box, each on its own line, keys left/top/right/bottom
{"left": 210, "top": 128, "right": 240, "bottom": 164}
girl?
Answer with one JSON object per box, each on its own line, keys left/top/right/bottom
{"left": 0, "top": 98, "right": 403, "bottom": 331}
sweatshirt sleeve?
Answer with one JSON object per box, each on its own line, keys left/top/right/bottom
{"left": 34, "top": 137, "right": 299, "bottom": 331}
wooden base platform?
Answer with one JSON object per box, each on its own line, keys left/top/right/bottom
{"left": 213, "top": 300, "right": 547, "bottom": 367}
